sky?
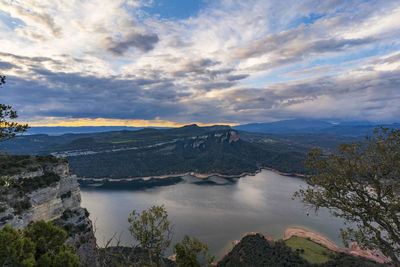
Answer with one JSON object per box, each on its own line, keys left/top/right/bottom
{"left": 0, "top": 0, "right": 400, "bottom": 127}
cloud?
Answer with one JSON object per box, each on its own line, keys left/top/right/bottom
{"left": 283, "top": 66, "right": 335, "bottom": 78}
{"left": 103, "top": 32, "right": 159, "bottom": 55}
{"left": 1, "top": 0, "right": 400, "bottom": 124}
{"left": 233, "top": 27, "right": 376, "bottom": 71}
{"left": 0, "top": 61, "right": 16, "bottom": 70}
{"left": 126, "top": 0, "right": 154, "bottom": 8}
{"left": 212, "top": 64, "right": 400, "bottom": 123}
{"left": 0, "top": 2, "right": 62, "bottom": 37}
{"left": 226, "top": 74, "right": 249, "bottom": 81}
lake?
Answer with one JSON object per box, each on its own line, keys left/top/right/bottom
{"left": 80, "top": 169, "right": 347, "bottom": 258}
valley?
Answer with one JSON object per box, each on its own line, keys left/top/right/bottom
{"left": 0, "top": 123, "right": 370, "bottom": 181}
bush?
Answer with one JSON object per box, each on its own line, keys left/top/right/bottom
{"left": 61, "top": 191, "right": 72, "bottom": 199}
{"left": 174, "top": 235, "right": 214, "bottom": 267}
{"left": 0, "top": 221, "right": 80, "bottom": 266}
{"left": 0, "top": 154, "right": 66, "bottom": 177}
{"left": 128, "top": 205, "right": 173, "bottom": 264}
{"left": 12, "top": 197, "right": 32, "bottom": 215}
{"left": 19, "top": 172, "right": 61, "bottom": 193}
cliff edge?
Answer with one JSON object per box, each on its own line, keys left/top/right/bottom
{"left": 0, "top": 155, "right": 97, "bottom": 265}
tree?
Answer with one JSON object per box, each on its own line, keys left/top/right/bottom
{"left": 128, "top": 205, "right": 173, "bottom": 266}
{"left": 0, "top": 75, "right": 29, "bottom": 142}
{"left": 0, "top": 221, "right": 80, "bottom": 266}
{"left": 0, "top": 225, "right": 35, "bottom": 266}
{"left": 24, "top": 220, "right": 80, "bottom": 266}
{"left": 174, "top": 235, "right": 214, "bottom": 267}
{"left": 295, "top": 128, "right": 400, "bottom": 265}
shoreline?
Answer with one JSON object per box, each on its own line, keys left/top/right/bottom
{"left": 216, "top": 226, "right": 389, "bottom": 265}
{"left": 77, "top": 167, "right": 308, "bottom": 182}
{"left": 283, "top": 226, "right": 389, "bottom": 264}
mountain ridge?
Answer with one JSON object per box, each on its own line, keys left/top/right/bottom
{"left": 234, "top": 119, "right": 400, "bottom": 136}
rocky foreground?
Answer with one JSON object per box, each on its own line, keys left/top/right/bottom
{"left": 283, "top": 226, "right": 389, "bottom": 264}
{"left": 0, "top": 156, "right": 97, "bottom": 265}
{"left": 217, "top": 232, "right": 387, "bottom": 267}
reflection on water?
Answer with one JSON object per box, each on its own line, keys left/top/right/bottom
{"left": 81, "top": 170, "right": 347, "bottom": 258}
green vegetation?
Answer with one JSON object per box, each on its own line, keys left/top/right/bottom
{"left": 295, "top": 128, "right": 400, "bottom": 264}
{"left": 0, "top": 220, "right": 80, "bottom": 266}
{"left": 128, "top": 205, "right": 172, "bottom": 265}
{"left": 1, "top": 124, "right": 367, "bottom": 179}
{"left": 99, "top": 246, "right": 176, "bottom": 267}
{"left": 216, "top": 234, "right": 383, "bottom": 267}
{"left": 174, "top": 235, "right": 214, "bottom": 267}
{"left": 0, "top": 172, "right": 60, "bottom": 195}
{"left": 0, "top": 75, "right": 29, "bottom": 143}
{"left": 217, "top": 234, "right": 309, "bottom": 267}
{"left": 68, "top": 134, "right": 307, "bottom": 178}
{"left": 11, "top": 197, "right": 32, "bottom": 215}
{"left": 61, "top": 191, "right": 72, "bottom": 199}
{"left": 79, "top": 177, "right": 182, "bottom": 190}
{"left": 1, "top": 170, "right": 62, "bottom": 217}
{"left": 123, "top": 206, "right": 216, "bottom": 266}
{"left": 1, "top": 125, "right": 312, "bottom": 178}
{"left": 0, "top": 155, "right": 66, "bottom": 219}
{"left": 111, "top": 139, "right": 136, "bottom": 144}
{"left": 0, "top": 154, "right": 66, "bottom": 177}
{"left": 285, "top": 236, "right": 333, "bottom": 264}
{"left": 19, "top": 172, "right": 61, "bottom": 194}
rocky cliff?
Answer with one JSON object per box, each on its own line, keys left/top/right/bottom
{"left": 184, "top": 129, "right": 239, "bottom": 149}
{"left": 0, "top": 156, "right": 97, "bottom": 265}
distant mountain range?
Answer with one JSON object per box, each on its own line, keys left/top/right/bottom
{"left": 26, "top": 126, "right": 167, "bottom": 135}
{"left": 26, "top": 120, "right": 399, "bottom": 137}
{"left": 233, "top": 119, "right": 400, "bottom": 136}
{"left": 2, "top": 125, "right": 310, "bottom": 178}
{"left": 3, "top": 121, "right": 397, "bottom": 180}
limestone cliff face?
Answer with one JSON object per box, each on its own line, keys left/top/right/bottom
{"left": 186, "top": 130, "right": 240, "bottom": 149}
{"left": 0, "top": 161, "right": 97, "bottom": 266}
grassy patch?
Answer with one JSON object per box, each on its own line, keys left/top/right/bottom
{"left": 0, "top": 154, "right": 66, "bottom": 176}
{"left": 284, "top": 236, "right": 334, "bottom": 264}
{"left": 110, "top": 139, "right": 136, "bottom": 144}
{"left": 19, "top": 172, "right": 61, "bottom": 193}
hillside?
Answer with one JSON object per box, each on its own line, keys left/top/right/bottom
{"left": 217, "top": 234, "right": 384, "bottom": 267}
{"left": 1, "top": 125, "right": 310, "bottom": 178}
{"left": 66, "top": 127, "right": 308, "bottom": 178}
{"left": 1, "top": 124, "right": 375, "bottom": 179}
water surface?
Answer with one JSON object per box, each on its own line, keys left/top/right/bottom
{"left": 81, "top": 170, "right": 346, "bottom": 258}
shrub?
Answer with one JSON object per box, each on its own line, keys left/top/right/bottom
{"left": 0, "top": 221, "right": 80, "bottom": 266}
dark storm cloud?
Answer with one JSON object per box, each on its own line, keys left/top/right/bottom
{"left": 1, "top": 63, "right": 186, "bottom": 121}
{"left": 209, "top": 68, "right": 400, "bottom": 123}
{"left": 3, "top": 47, "right": 400, "bottom": 124}
{"left": 103, "top": 32, "right": 159, "bottom": 55}
{"left": 0, "top": 52, "right": 245, "bottom": 123}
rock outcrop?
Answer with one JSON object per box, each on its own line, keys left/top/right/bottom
{"left": 0, "top": 159, "right": 97, "bottom": 266}
{"left": 186, "top": 130, "right": 239, "bottom": 149}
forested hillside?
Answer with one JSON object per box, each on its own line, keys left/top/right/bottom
{"left": 1, "top": 124, "right": 363, "bottom": 178}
